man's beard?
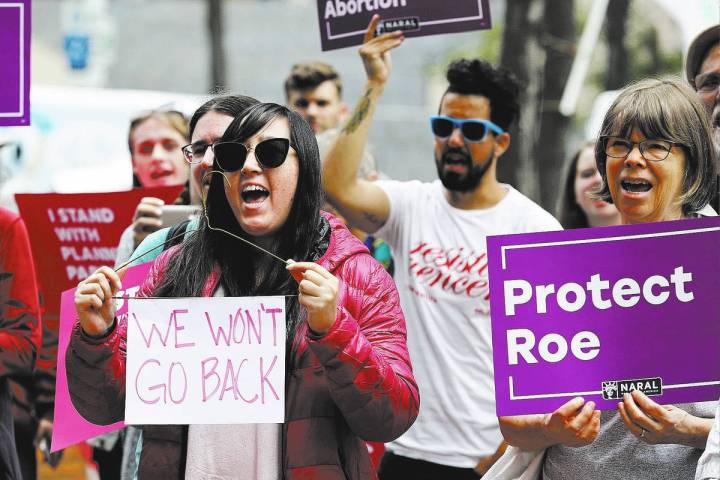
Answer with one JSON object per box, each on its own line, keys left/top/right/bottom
{"left": 435, "top": 146, "right": 493, "bottom": 192}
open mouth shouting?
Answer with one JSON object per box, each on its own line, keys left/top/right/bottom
{"left": 241, "top": 183, "right": 270, "bottom": 208}
{"left": 619, "top": 177, "right": 653, "bottom": 200}
{"left": 441, "top": 150, "right": 471, "bottom": 174}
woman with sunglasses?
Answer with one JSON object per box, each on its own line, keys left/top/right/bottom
{"left": 67, "top": 102, "right": 419, "bottom": 480}
{"left": 489, "top": 78, "right": 717, "bottom": 480}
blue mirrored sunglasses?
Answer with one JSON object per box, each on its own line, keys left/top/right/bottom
{"left": 430, "top": 115, "right": 504, "bottom": 143}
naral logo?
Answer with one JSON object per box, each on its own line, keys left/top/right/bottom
{"left": 601, "top": 377, "right": 663, "bottom": 400}
{"left": 376, "top": 17, "right": 420, "bottom": 35}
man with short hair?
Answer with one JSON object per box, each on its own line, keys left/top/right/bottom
{"left": 687, "top": 24, "right": 720, "bottom": 480}
{"left": 285, "top": 60, "right": 391, "bottom": 276}
{"left": 686, "top": 24, "right": 720, "bottom": 214}
{"left": 322, "top": 18, "right": 561, "bottom": 479}
{"left": 686, "top": 24, "right": 720, "bottom": 149}
{"left": 284, "top": 61, "right": 348, "bottom": 134}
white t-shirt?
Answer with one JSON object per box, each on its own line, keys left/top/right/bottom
{"left": 377, "top": 179, "right": 561, "bottom": 468}
{"left": 185, "top": 286, "right": 281, "bottom": 480}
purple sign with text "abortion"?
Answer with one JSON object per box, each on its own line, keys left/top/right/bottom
{"left": 0, "top": 0, "right": 30, "bottom": 126}
{"left": 316, "top": 0, "right": 492, "bottom": 51}
{"left": 488, "top": 217, "right": 720, "bottom": 416}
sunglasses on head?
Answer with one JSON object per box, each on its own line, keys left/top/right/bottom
{"left": 430, "top": 115, "right": 504, "bottom": 143}
{"left": 210, "top": 137, "right": 291, "bottom": 172}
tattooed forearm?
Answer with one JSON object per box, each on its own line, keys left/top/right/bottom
{"left": 342, "top": 88, "right": 373, "bottom": 135}
{"left": 363, "top": 211, "right": 383, "bottom": 226}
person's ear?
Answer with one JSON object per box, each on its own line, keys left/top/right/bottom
{"left": 493, "top": 132, "right": 510, "bottom": 159}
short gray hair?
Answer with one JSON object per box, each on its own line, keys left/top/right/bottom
{"left": 594, "top": 77, "right": 717, "bottom": 216}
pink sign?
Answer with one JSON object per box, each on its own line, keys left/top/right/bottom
{"left": 51, "top": 262, "right": 152, "bottom": 452}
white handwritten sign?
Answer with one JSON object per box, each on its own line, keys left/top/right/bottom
{"left": 125, "top": 297, "right": 286, "bottom": 424}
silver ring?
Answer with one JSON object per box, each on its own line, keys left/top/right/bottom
{"left": 640, "top": 429, "right": 645, "bottom": 438}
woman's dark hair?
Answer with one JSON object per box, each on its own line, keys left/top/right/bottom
{"left": 167, "top": 95, "right": 259, "bottom": 204}
{"left": 153, "top": 102, "right": 322, "bottom": 354}
{"left": 189, "top": 94, "right": 260, "bottom": 138}
{"left": 556, "top": 143, "right": 595, "bottom": 229}
{"left": 595, "top": 77, "right": 717, "bottom": 216}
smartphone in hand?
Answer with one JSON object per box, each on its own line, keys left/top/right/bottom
{"left": 160, "top": 205, "right": 200, "bottom": 228}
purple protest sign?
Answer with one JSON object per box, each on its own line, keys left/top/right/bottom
{"left": 0, "top": 0, "right": 30, "bottom": 126}
{"left": 488, "top": 217, "right": 720, "bottom": 417}
{"left": 315, "top": 0, "right": 492, "bottom": 51}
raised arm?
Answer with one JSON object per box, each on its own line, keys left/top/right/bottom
{"left": 323, "top": 15, "right": 404, "bottom": 233}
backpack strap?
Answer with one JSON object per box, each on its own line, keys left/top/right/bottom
{"left": 162, "top": 219, "right": 191, "bottom": 252}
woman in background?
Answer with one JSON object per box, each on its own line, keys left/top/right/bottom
{"left": 556, "top": 142, "right": 620, "bottom": 229}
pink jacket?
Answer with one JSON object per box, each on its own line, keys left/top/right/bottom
{"left": 67, "top": 214, "right": 419, "bottom": 479}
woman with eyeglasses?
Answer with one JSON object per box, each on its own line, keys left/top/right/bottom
{"left": 67, "top": 102, "right": 419, "bottom": 480}
{"left": 489, "top": 78, "right": 717, "bottom": 480}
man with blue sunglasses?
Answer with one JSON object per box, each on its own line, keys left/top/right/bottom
{"left": 323, "top": 15, "right": 561, "bottom": 480}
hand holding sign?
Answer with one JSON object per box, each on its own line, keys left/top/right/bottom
{"left": 542, "top": 397, "right": 601, "bottom": 448}
{"left": 360, "top": 15, "right": 404, "bottom": 86}
{"left": 74, "top": 266, "right": 121, "bottom": 336}
{"left": 499, "top": 397, "right": 600, "bottom": 451}
{"left": 617, "top": 390, "right": 713, "bottom": 448}
{"left": 287, "top": 261, "right": 339, "bottom": 335}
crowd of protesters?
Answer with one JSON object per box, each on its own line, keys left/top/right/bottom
{"left": 1, "top": 14, "right": 718, "bottom": 480}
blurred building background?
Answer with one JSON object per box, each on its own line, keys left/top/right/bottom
{"left": 2, "top": 2, "right": 717, "bottom": 478}
{"left": 2, "top": 0, "right": 718, "bottom": 211}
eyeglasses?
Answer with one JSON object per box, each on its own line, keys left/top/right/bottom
{"left": 601, "top": 136, "right": 682, "bottom": 162}
{"left": 181, "top": 142, "right": 210, "bottom": 163}
{"left": 182, "top": 137, "right": 291, "bottom": 172}
{"left": 430, "top": 115, "right": 504, "bottom": 143}
{"left": 694, "top": 72, "right": 720, "bottom": 93}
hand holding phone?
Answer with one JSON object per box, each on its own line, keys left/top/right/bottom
{"left": 160, "top": 204, "right": 200, "bottom": 228}
{"left": 131, "top": 197, "right": 164, "bottom": 248}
